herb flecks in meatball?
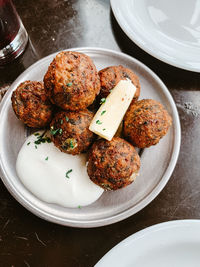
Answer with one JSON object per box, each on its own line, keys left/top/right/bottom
{"left": 44, "top": 51, "right": 100, "bottom": 111}
{"left": 98, "top": 65, "right": 140, "bottom": 102}
{"left": 124, "top": 99, "right": 172, "bottom": 148}
{"left": 11, "top": 81, "right": 53, "bottom": 128}
{"left": 87, "top": 137, "right": 140, "bottom": 190}
{"left": 50, "top": 110, "right": 95, "bottom": 155}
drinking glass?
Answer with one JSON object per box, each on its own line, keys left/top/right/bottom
{"left": 0, "top": 0, "right": 28, "bottom": 64}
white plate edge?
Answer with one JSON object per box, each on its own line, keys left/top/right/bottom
{"left": 110, "top": 0, "right": 200, "bottom": 72}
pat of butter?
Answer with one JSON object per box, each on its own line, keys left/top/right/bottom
{"left": 89, "top": 79, "right": 136, "bottom": 141}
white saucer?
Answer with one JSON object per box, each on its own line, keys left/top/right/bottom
{"left": 111, "top": 0, "right": 200, "bottom": 72}
{"left": 95, "top": 220, "right": 200, "bottom": 266}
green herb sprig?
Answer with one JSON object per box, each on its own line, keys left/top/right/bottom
{"left": 34, "top": 132, "right": 51, "bottom": 145}
{"left": 100, "top": 98, "right": 106, "bottom": 104}
{"left": 69, "top": 140, "right": 74, "bottom": 148}
{"left": 101, "top": 110, "right": 106, "bottom": 116}
{"left": 50, "top": 127, "right": 62, "bottom": 136}
{"left": 96, "top": 120, "right": 102, "bottom": 125}
{"left": 66, "top": 169, "right": 73, "bottom": 178}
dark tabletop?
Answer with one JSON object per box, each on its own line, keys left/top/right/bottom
{"left": 1, "top": 0, "right": 200, "bottom": 266}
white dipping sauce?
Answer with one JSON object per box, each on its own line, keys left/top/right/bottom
{"left": 16, "top": 132, "right": 104, "bottom": 208}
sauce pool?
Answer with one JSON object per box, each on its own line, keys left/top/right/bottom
{"left": 16, "top": 132, "right": 104, "bottom": 208}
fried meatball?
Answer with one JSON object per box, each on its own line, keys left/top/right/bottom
{"left": 124, "top": 99, "right": 172, "bottom": 148}
{"left": 44, "top": 51, "right": 100, "bottom": 111}
{"left": 50, "top": 109, "right": 95, "bottom": 155}
{"left": 87, "top": 137, "right": 140, "bottom": 190}
{"left": 11, "top": 81, "right": 53, "bottom": 128}
{"left": 98, "top": 65, "right": 140, "bottom": 101}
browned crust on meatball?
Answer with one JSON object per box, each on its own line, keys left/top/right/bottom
{"left": 11, "top": 80, "right": 53, "bottom": 128}
{"left": 98, "top": 65, "right": 140, "bottom": 101}
{"left": 50, "top": 109, "right": 95, "bottom": 155}
{"left": 123, "top": 99, "right": 172, "bottom": 148}
{"left": 44, "top": 51, "right": 100, "bottom": 111}
{"left": 87, "top": 137, "right": 140, "bottom": 190}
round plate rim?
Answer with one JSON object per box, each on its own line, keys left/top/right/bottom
{"left": 110, "top": 0, "right": 200, "bottom": 72}
{"left": 0, "top": 47, "right": 181, "bottom": 228}
{"left": 95, "top": 219, "right": 200, "bottom": 266}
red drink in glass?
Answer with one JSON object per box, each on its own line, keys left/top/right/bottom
{"left": 0, "top": 0, "right": 28, "bottom": 64}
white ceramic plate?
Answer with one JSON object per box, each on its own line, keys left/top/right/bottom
{"left": 0, "top": 47, "right": 180, "bottom": 227}
{"left": 111, "top": 0, "right": 200, "bottom": 72}
{"left": 95, "top": 220, "right": 200, "bottom": 267}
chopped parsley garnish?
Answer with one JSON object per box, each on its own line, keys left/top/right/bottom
{"left": 101, "top": 110, "right": 106, "bottom": 116}
{"left": 59, "top": 128, "right": 63, "bottom": 134}
{"left": 50, "top": 127, "right": 60, "bottom": 136}
{"left": 60, "top": 119, "right": 63, "bottom": 124}
{"left": 78, "top": 205, "right": 81, "bottom": 209}
{"left": 69, "top": 139, "right": 74, "bottom": 148}
{"left": 34, "top": 133, "right": 40, "bottom": 136}
{"left": 34, "top": 133, "right": 51, "bottom": 145}
{"left": 66, "top": 169, "right": 72, "bottom": 178}
{"left": 34, "top": 139, "right": 42, "bottom": 145}
{"left": 100, "top": 98, "right": 106, "bottom": 104}
{"left": 103, "top": 128, "right": 106, "bottom": 131}
{"left": 62, "top": 138, "right": 77, "bottom": 151}
{"left": 35, "top": 145, "right": 37, "bottom": 149}
{"left": 45, "top": 157, "right": 48, "bottom": 161}
{"left": 65, "top": 116, "right": 69, "bottom": 122}
{"left": 67, "top": 82, "right": 72, "bottom": 86}
{"left": 96, "top": 120, "right": 102, "bottom": 125}
{"left": 27, "top": 142, "right": 31, "bottom": 146}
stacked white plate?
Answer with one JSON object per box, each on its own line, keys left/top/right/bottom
{"left": 111, "top": 0, "right": 200, "bottom": 72}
